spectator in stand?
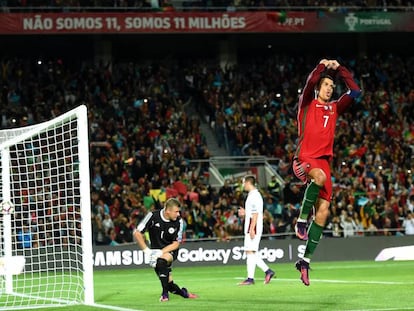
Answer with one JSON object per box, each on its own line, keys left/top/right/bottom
{"left": 17, "top": 223, "right": 32, "bottom": 249}
{"left": 219, "top": 179, "right": 235, "bottom": 197}
{"left": 407, "top": 195, "right": 414, "bottom": 213}
{"left": 95, "top": 199, "right": 110, "bottom": 218}
{"left": 402, "top": 212, "right": 414, "bottom": 235}
{"left": 109, "top": 197, "right": 122, "bottom": 219}
{"left": 92, "top": 215, "right": 109, "bottom": 245}
{"left": 225, "top": 207, "right": 242, "bottom": 235}
{"left": 352, "top": 212, "right": 364, "bottom": 236}
{"left": 108, "top": 228, "right": 120, "bottom": 246}
{"left": 102, "top": 213, "right": 115, "bottom": 234}
{"left": 114, "top": 213, "right": 134, "bottom": 243}
{"left": 341, "top": 215, "right": 356, "bottom": 237}
{"left": 325, "top": 215, "right": 342, "bottom": 238}
{"left": 264, "top": 195, "right": 282, "bottom": 221}
{"left": 213, "top": 209, "right": 229, "bottom": 241}
{"left": 121, "top": 198, "right": 134, "bottom": 218}
{"left": 371, "top": 212, "right": 384, "bottom": 234}
{"left": 267, "top": 175, "right": 282, "bottom": 201}
{"left": 214, "top": 194, "right": 230, "bottom": 211}
{"left": 198, "top": 219, "right": 214, "bottom": 239}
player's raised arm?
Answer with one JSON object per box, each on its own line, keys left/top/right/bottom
{"left": 334, "top": 61, "right": 362, "bottom": 114}
{"left": 326, "top": 59, "right": 339, "bottom": 70}
{"left": 298, "top": 59, "right": 329, "bottom": 108}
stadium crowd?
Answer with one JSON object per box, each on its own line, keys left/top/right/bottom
{"left": 2, "top": 51, "right": 414, "bottom": 247}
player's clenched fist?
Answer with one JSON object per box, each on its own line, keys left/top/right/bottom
{"left": 328, "top": 60, "right": 340, "bottom": 70}
{"left": 319, "top": 59, "right": 330, "bottom": 66}
{"left": 320, "top": 59, "right": 340, "bottom": 70}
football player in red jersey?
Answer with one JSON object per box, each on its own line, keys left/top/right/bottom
{"left": 292, "top": 59, "right": 361, "bottom": 286}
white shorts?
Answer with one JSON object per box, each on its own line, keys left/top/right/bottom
{"left": 243, "top": 234, "right": 262, "bottom": 252}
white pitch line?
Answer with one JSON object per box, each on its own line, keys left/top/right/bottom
{"left": 343, "top": 307, "right": 414, "bottom": 311}
{"left": 235, "top": 277, "right": 414, "bottom": 285}
{"left": 278, "top": 278, "right": 414, "bottom": 285}
{"left": 317, "top": 263, "right": 413, "bottom": 270}
{"left": 92, "top": 303, "right": 144, "bottom": 311}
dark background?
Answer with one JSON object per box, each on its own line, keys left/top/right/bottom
{"left": 1, "top": 32, "right": 413, "bottom": 62}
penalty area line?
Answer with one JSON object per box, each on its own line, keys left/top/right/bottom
{"left": 91, "top": 303, "right": 144, "bottom": 311}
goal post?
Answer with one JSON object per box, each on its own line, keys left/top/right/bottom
{"left": 0, "top": 105, "right": 94, "bottom": 309}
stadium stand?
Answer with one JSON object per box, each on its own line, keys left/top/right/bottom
{"left": 1, "top": 51, "right": 413, "bottom": 244}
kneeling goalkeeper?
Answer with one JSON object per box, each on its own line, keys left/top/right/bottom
{"left": 134, "top": 197, "right": 198, "bottom": 302}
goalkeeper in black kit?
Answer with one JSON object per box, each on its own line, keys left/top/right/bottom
{"left": 134, "top": 198, "right": 199, "bottom": 302}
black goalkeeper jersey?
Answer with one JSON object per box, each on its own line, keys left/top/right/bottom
{"left": 137, "top": 209, "right": 184, "bottom": 249}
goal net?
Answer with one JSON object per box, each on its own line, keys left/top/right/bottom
{"left": 0, "top": 105, "right": 94, "bottom": 310}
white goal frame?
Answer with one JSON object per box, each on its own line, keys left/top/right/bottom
{"left": 0, "top": 105, "right": 94, "bottom": 309}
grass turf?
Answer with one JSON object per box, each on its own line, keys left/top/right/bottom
{"left": 3, "top": 260, "right": 414, "bottom": 311}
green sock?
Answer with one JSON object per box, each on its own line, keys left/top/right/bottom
{"left": 304, "top": 222, "right": 324, "bottom": 259}
{"left": 299, "top": 181, "right": 321, "bottom": 221}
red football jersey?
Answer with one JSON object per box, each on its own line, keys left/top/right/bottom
{"left": 295, "top": 63, "right": 359, "bottom": 159}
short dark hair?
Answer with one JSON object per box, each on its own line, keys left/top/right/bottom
{"left": 243, "top": 175, "right": 256, "bottom": 185}
{"left": 317, "top": 74, "right": 335, "bottom": 91}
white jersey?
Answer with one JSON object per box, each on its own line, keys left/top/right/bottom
{"left": 403, "top": 218, "right": 414, "bottom": 235}
{"left": 244, "top": 188, "right": 264, "bottom": 236}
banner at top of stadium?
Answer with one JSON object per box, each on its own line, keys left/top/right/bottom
{"left": 0, "top": 11, "right": 413, "bottom": 34}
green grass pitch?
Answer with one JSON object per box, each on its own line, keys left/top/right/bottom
{"left": 5, "top": 260, "right": 414, "bottom": 311}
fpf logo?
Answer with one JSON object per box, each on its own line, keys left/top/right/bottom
{"left": 345, "top": 13, "right": 358, "bottom": 31}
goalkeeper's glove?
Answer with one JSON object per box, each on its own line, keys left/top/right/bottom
{"left": 143, "top": 248, "right": 163, "bottom": 268}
